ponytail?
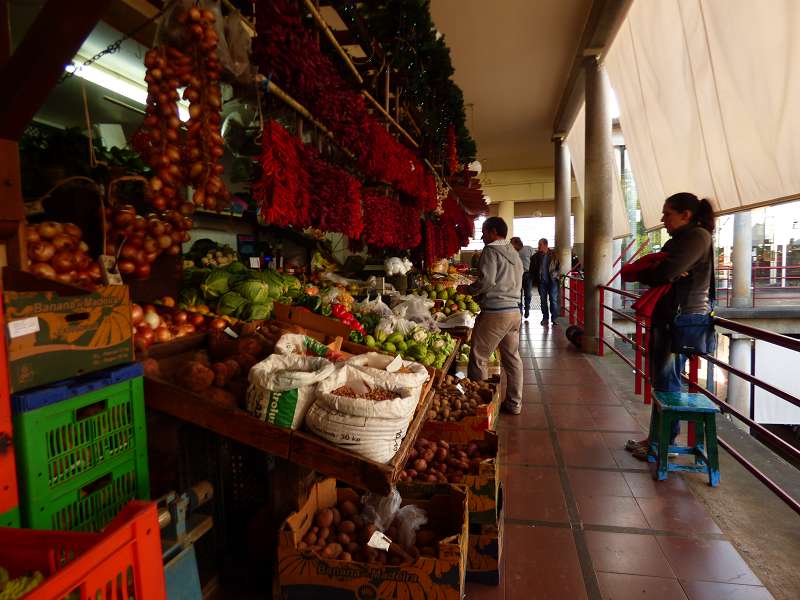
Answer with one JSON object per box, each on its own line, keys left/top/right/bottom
{"left": 665, "top": 192, "right": 715, "bottom": 232}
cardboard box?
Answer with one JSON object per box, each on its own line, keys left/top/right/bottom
{"left": 3, "top": 269, "right": 134, "bottom": 393}
{"left": 420, "top": 377, "right": 501, "bottom": 444}
{"left": 278, "top": 478, "right": 468, "bottom": 600}
{"left": 466, "top": 521, "right": 503, "bottom": 586}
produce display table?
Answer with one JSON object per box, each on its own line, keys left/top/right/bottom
{"left": 144, "top": 370, "right": 436, "bottom": 495}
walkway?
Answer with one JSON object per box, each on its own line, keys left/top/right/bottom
{"left": 466, "top": 319, "right": 775, "bottom": 600}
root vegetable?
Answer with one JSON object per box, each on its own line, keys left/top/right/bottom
{"left": 315, "top": 508, "right": 334, "bottom": 529}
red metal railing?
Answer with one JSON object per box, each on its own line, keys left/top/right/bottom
{"left": 563, "top": 277, "right": 800, "bottom": 515}
{"left": 561, "top": 272, "right": 585, "bottom": 327}
{"left": 716, "top": 264, "right": 800, "bottom": 307}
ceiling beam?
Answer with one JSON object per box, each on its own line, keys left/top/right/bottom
{"left": 0, "top": 0, "right": 112, "bottom": 140}
{"left": 551, "top": 0, "right": 633, "bottom": 137}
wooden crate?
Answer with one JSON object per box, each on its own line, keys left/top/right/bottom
{"left": 420, "top": 377, "right": 501, "bottom": 444}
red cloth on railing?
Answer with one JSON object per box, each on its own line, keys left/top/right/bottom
{"left": 621, "top": 252, "right": 671, "bottom": 318}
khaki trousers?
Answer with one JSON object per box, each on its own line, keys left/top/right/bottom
{"left": 468, "top": 310, "right": 523, "bottom": 409}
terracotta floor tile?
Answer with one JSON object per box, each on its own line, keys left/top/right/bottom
{"left": 610, "top": 449, "right": 650, "bottom": 470}
{"left": 637, "top": 497, "right": 722, "bottom": 534}
{"left": 589, "top": 406, "right": 642, "bottom": 432}
{"left": 601, "top": 432, "right": 643, "bottom": 449}
{"left": 576, "top": 495, "right": 650, "bottom": 528}
{"left": 496, "top": 403, "right": 547, "bottom": 429}
{"left": 499, "top": 429, "right": 556, "bottom": 466}
{"left": 539, "top": 385, "right": 621, "bottom": 405}
{"left": 465, "top": 581, "right": 504, "bottom": 599}
{"left": 586, "top": 531, "right": 674, "bottom": 578}
{"left": 568, "top": 469, "right": 632, "bottom": 497}
{"left": 538, "top": 369, "right": 606, "bottom": 386}
{"left": 504, "top": 524, "right": 588, "bottom": 600}
{"left": 522, "top": 385, "right": 544, "bottom": 403}
{"left": 504, "top": 465, "right": 568, "bottom": 522}
{"left": 623, "top": 472, "right": 691, "bottom": 498}
{"left": 657, "top": 537, "right": 762, "bottom": 586}
{"left": 596, "top": 572, "right": 688, "bottom": 600}
{"left": 550, "top": 405, "right": 597, "bottom": 429}
{"left": 522, "top": 369, "right": 539, "bottom": 385}
{"left": 558, "top": 431, "right": 618, "bottom": 468}
{"left": 681, "top": 580, "right": 774, "bottom": 600}
{"left": 535, "top": 357, "right": 590, "bottom": 369}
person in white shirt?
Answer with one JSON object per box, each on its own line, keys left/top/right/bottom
{"left": 511, "top": 237, "right": 535, "bottom": 319}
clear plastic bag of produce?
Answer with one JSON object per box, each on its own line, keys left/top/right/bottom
{"left": 435, "top": 311, "right": 477, "bottom": 329}
{"left": 354, "top": 294, "right": 393, "bottom": 318}
{"left": 360, "top": 488, "right": 402, "bottom": 533}
{"left": 375, "top": 316, "right": 418, "bottom": 338}
{"left": 392, "top": 296, "right": 438, "bottom": 330}
{"left": 395, "top": 504, "right": 428, "bottom": 549}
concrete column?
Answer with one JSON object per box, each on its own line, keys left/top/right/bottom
{"left": 611, "top": 238, "right": 623, "bottom": 308}
{"left": 497, "top": 201, "right": 515, "bottom": 238}
{"left": 573, "top": 198, "right": 585, "bottom": 264}
{"left": 727, "top": 336, "right": 752, "bottom": 429}
{"left": 731, "top": 210, "right": 752, "bottom": 308}
{"left": 554, "top": 137, "right": 572, "bottom": 272}
{"left": 581, "top": 58, "right": 614, "bottom": 354}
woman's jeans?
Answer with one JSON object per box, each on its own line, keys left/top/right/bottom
{"left": 649, "top": 323, "right": 686, "bottom": 443}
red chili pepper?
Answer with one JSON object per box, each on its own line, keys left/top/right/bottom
{"left": 331, "top": 304, "right": 348, "bottom": 319}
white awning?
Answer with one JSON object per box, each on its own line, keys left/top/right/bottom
{"left": 565, "top": 103, "right": 631, "bottom": 239}
{"left": 605, "top": 0, "right": 800, "bottom": 229}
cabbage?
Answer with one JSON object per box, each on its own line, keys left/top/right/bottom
{"left": 216, "top": 291, "right": 247, "bottom": 316}
{"left": 234, "top": 279, "right": 270, "bottom": 304}
{"left": 225, "top": 262, "right": 249, "bottom": 275}
{"left": 201, "top": 270, "right": 232, "bottom": 300}
{"left": 241, "top": 301, "right": 273, "bottom": 321}
{"left": 179, "top": 287, "right": 199, "bottom": 307}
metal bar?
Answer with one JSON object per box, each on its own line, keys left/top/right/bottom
{"left": 606, "top": 240, "right": 649, "bottom": 286}
{"left": 603, "top": 323, "right": 637, "bottom": 347}
{"left": 703, "top": 354, "right": 800, "bottom": 411}
{"left": 302, "top": 0, "right": 364, "bottom": 84}
{"left": 598, "top": 284, "right": 640, "bottom": 301}
{"left": 714, "top": 317, "right": 800, "bottom": 353}
{"left": 643, "top": 317, "right": 652, "bottom": 405}
{"left": 688, "top": 356, "right": 699, "bottom": 446}
{"left": 602, "top": 303, "right": 638, "bottom": 323}
{"left": 598, "top": 287, "right": 605, "bottom": 356}
{"left": 718, "top": 437, "right": 800, "bottom": 516}
{"left": 635, "top": 320, "right": 643, "bottom": 395}
{"left": 601, "top": 338, "right": 635, "bottom": 369}
{"left": 362, "top": 89, "right": 420, "bottom": 148}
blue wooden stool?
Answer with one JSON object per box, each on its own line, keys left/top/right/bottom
{"left": 648, "top": 391, "right": 720, "bottom": 486}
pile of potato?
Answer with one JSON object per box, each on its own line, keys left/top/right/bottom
{"left": 298, "top": 498, "right": 442, "bottom": 565}
{"left": 400, "top": 438, "right": 489, "bottom": 485}
{"left": 427, "top": 375, "right": 493, "bottom": 422}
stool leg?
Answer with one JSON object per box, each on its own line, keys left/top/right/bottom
{"left": 705, "top": 414, "right": 720, "bottom": 487}
{"left": 694, "top": 416, "right": 706, "bottom": 465}
{"left": 657, "top": 413, "right": 671, "bottom": 481}
{"left": 647, "top": 404, "right": 658, "bottom": 461}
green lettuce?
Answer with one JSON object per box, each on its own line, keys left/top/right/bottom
{"left": 234, "top": 279, "right": 271, "bottom": 304}
{"left": 216, "top": 291, "right": 247, "bottom": 316}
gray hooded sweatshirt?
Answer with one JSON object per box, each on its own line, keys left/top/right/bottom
{"left": 467, "top": 240, "right": 523, "bottom": 310}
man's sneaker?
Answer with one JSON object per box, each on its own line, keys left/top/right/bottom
{"left": 540, "top": 319, "right": 548, "bottom": 326}
{"left": 625, "top": 439, "right": 648, "bottom": 452}
{"left": 524, "top": 309, "right": 529, "bottom": 318}
{"left": 501, "top": 402, "right": 521, "bottom": 416}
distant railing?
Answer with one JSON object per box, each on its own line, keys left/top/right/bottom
{"left": 562, "top": 276, "right": 800, "bottom": 515}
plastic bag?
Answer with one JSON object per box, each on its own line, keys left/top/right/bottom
{"left": 360, "top": 488, "right": 402, "bottom": 532}
{"left": 392, "top": 295, "right": 438, "bottom": 330}
{"left": 321, "top": 286, "right": 355, "bottom": 310}
{"left": 223, "top": 9, "right": 254, "bottom": 81}
{"left": 354, "top": 294, "right": 393, "bottom": 318}
{"left": 436, "top": 311, "right": 477, "bottom": 329}
{"left": 274, "top": 333, "right": 345, "bottom": 361}
{"left": 375, "top": 316, "right": 417, "bottom": 337}
{"left": 395, "top": 505, "right": 428, "bottom": 549}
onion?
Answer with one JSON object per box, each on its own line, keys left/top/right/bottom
{"left": 25, "top": 227, "right": 40, "bottom": 243}
{"left": 134, "top": 332, "right": 152, "bottom": 352}
{"left": 166, "top": 244, "right": 181, "bottom": 256}
{"left": 117, "top": 259, "right": 136, "bottom": 274}
{"left": 131, "top": 304, "right": 144, "bottom": 325}
{"left": 78, "top": 241, "right": 89, "bottom": 253}
{"left": 120, "top": 245, "right": 138, "bottom": 260}
{"left": 179, "top": 202, "right": 195, "bottom": 216}
{"left": 37, "top": 222, "right": 62, "bottom": 239}
{"left": 135, "top": 263, "right": 151, "bottom": 279}
{"left": 113, "top": 210, "right": 135, "bottom": 228}
{"left": 190, "top": 313, "right": 205, "bottom": 327}
{"left": 55, "top": 271, "right": 76, "bottom": 284}
{"left": 155, "top": 327, "right": 172, "bottom": 343}
{"left": 143, "top": 237, "right": 159, "bottom": 254}
{"left": 162, "top": 296, "right": 176, "bottom": 308}
{"left": 145, "top": 252, "right": 159, "bottom": 263}
{"left": 63, "top": 223, "right": 82, "bottom": 239}
{"left": 88, "top": 262, "right": 103, "bottom": 281}
{"left": 209, "top": 318, "right": 227, "bottom": 330}
{"left": 151, "top": 196, "right": 167, "bottom": 211}
{"left": 148, "top": 219, "right": 166, "bottom": 236}
{"left": 173, "top": 310, "right": 188, "bottom": 324}
{"left": 30, "top": 262, "right": 57, "bottom": 279}
{"left": 137, "top": 323, "right": 155, "bottom": 338}
{"left": 51, "top": 234, "right": 74, "bottom": 250}
{"left": 158, "top": 235, "right": 173, "bottom": 250}
{"left": 74, "top": 252, "right": 91, "bottom": 270}
{"left": 29, "top": 241, "right": 55, "bottom": 262}
{"left": 143, "top": 310, "right": 160, "bottom": 330}
{"left": 179, "top": 323, "right": 196, "bottom": 335}
{"left": 52, "top": 251, "right": 74, "bottom": 273}
{"left": 134, "top": 215, "right": 147, "bottom": 231}
{"left": 170, "top": 231, "right": 183, "bottom": 243}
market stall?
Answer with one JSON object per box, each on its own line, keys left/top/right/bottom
{"left": 0, "top": 0, "right": 498, "bottom": 597}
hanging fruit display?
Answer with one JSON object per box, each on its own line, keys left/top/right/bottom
{"left": 26, "top": 222, "right": 104, "bottom": 287}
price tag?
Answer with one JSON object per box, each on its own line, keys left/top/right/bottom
{"left": 455, "top": 383, "right": 465, "bottom": 395}
{"left": 249, "top": 256, "right": 261, "bottom": 269}
{"left": 386, "top": 354, "right": 404, "bottom": 373}
{"left": 367, "top": 531, "right": 392, "bottom": 551}
{"left": 224, "top": 327, "right": 239, "bottom": 338}
{"left": 8, "top": 317, "right": 40, "bottom": 338}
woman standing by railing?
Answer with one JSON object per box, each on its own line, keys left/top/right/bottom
{"left": 623, "top": 193, "right": 716, "bottom": 460}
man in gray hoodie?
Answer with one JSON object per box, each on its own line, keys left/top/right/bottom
{"left": 459, "top": 217, "right": 524, "bottom": 415}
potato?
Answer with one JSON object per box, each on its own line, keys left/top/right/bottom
{"left": 339, "top": 552, "right": 352, "bottom": 562}
{"left": 316, "top": 508, "right": 334, "bottom": 529}
{"left": 435, "top": 447, "right": 448, "bottom": 461}
{"left": 340, "top": 520, "right": 356, "bottom": 534}
{"left": 331, "top": 507, "right": 341, "bottom": 526}
{"left": 346, "top": 542, "right": 360, "bottom": 554}
{"left": 337, "top": 532, "right": 351, "bottom": 545}
{"left": 413, "top": 459, "right": 427, "bottom": 472}
{"left": 318, "top": 527, "right": 330, "bottom": 543}
{"left": 303, "top": 532, "right": 317, "bottom": 546}
{"left": 339, "top": 499, "right": 358, "bottom": 517}
{"left": 321, "top": 543, "right": 343, "bottom": 559}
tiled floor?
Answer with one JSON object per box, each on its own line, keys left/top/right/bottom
{"left": 465, "top": 319, "right": 774, "bottom": 599}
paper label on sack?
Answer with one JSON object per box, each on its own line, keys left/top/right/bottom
{"left": 249, "top": 257, "right": 261, "bottom": 269}
{"left": 8, "top": 317, "right": 39, "bottom": 338}
{"left": 385, "top": 354, "right": 404, "bottom": 373}
{"left": 224, "top": 327, "right": 239, "bottom": 338}
{"left": 349, "top": 373, "right": 370, "bottom": 395}
{"left": 367, "top": 531, "right": 392, "bottom": 551}
{"left": 456, "top": 383, "right": 465, "bottom": 395}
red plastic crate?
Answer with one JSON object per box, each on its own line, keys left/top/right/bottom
{"left": 0, "top": 501, "right": 166, "bottom": 599}
{"left": 0, "top": 297, "right": 19, "bottom": 517}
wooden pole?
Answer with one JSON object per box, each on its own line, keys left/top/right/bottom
{"left": 301, "top": 0, "right": 364, "bottom": 84}
{"left": 362, "top": 90, "right": 418, "bottom": 148}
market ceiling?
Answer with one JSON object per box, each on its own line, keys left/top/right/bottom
{"left": 430, "top": 0, "right": 592, "bottom": 173}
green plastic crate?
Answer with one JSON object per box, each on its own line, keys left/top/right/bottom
{"left": 24, "top": 458, "right": 147, "bottom": 531}
{"left": 0, "top": 506, "right": 20, "bottom": 527}
{"left": 13, "top": 376, "right": 148, "bottom": 504}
